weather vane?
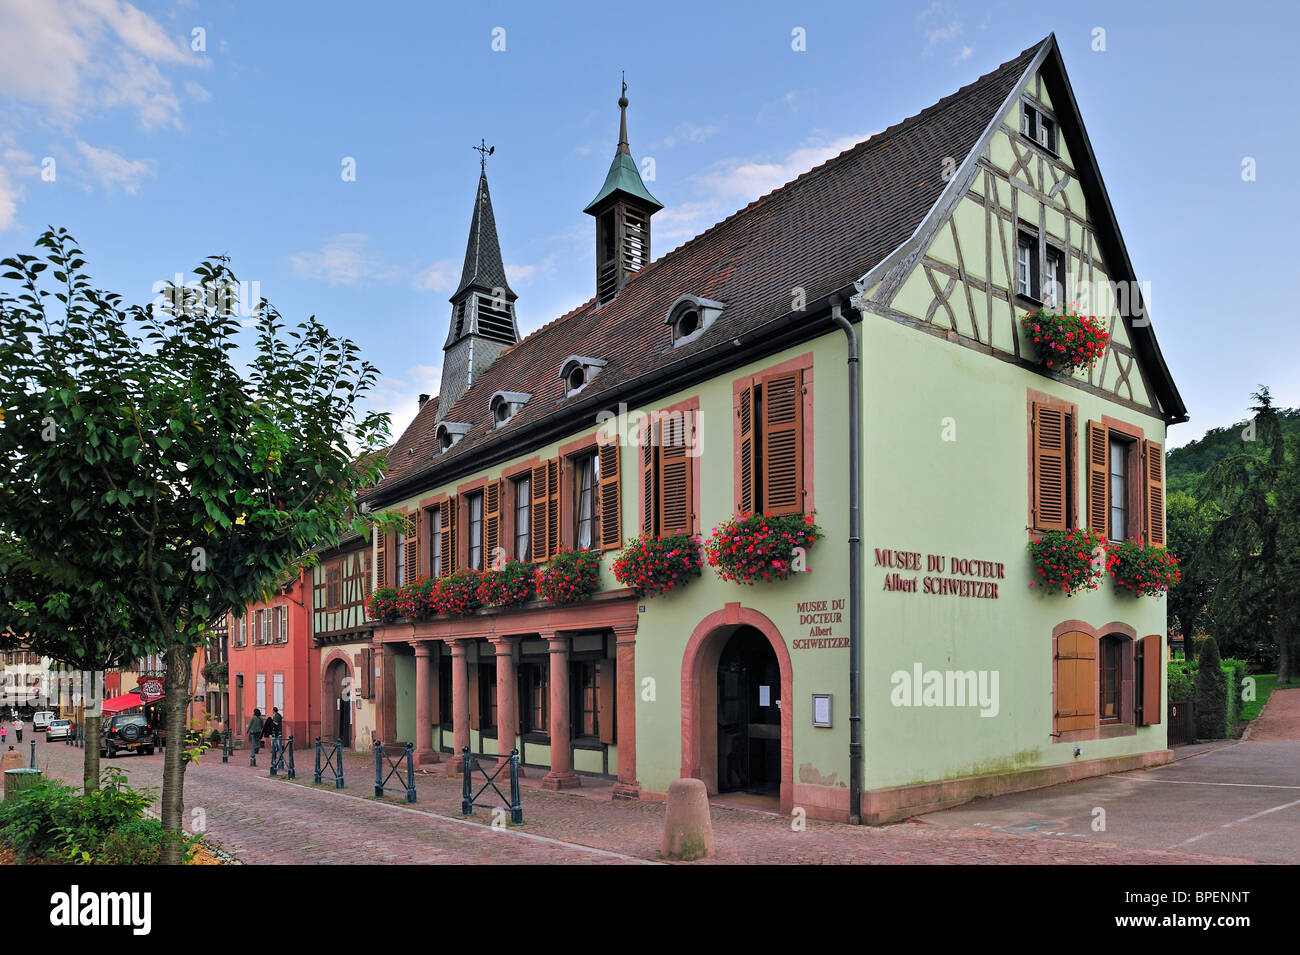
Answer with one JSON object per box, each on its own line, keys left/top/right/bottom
{"left": 473, "top": 138, "right": 494, "bottom": 173}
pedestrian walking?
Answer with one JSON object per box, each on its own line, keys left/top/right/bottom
{"left": 247, "top": 708, "right": 264, "bottom": 753}
{"left": 261, "top": 710, "right": 275, "bottom": 746}
{"left": 270, "top": 706, "right": 284, "bottom": 737}
{"left": 12, "top": 718, "right": 22, "bottom": 743}
{"left": 1, "top": 723, "right": 7, "bottom": 743}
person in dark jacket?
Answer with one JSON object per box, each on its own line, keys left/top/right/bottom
{"left": 270, "top": 707, "right": 284, "bottom": 737}
{"left": 260, "top": 711, "right": 275, "bottom": 745}
{"left": 247, "top": 709, "right": 263, "bottom": 751}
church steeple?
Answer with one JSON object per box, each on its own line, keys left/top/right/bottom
{"left": 584, "top": 77, "right": 661, "bottom": 304}
{"left": 439, "top": 143, "right": 519, "bottom": 418}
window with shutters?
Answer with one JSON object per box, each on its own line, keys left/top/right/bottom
{"left": 483, "top": 480, "right": 503, "bottom": 570}
{"left": 376, "top": 527, "right": 388, "bottom": 589}
{"left": 326, "top": 564, "right": 341, "bottom": 610}
{"left": 402, "top": 513, "right": 419, "bottom": 584}
{"left": 1086, "top": 419, "right": 1162, "bottom": 544}
{"left": 467, "top": 492, "right": 484, "bottom": 571}
{"left": 519, "top": 661, "right": 548, "bottom": 735}
{"left": 735, "top": 365, "right": 809, "bottom": 518}
{"left": 394, "top": 523, "right": 406, "bottom": 586}
{"left": 428, "top": 507, "right": 443, "bottom": 578}
{"left": 574, "top": 452, "right": 598, "bottom": 550}
{"left": 1028, "top": 394, "right": 1077, "bottom": 533}
{"left": 513, "top": 475, "right": 531, "bottom": 561}
{"left": 640, "top": 408, "right": 697, "bottom": 538}
{"left": 278, "top": 607, "right": 288, "bottom": 643}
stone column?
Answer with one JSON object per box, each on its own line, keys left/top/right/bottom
{"left": 612, "top": 623, "right": 639, "bottom": 800}
{"left": 446, "top": 639, "right": 471, "bottom": 777}
{"left": 542, "top": 632, "right": 580, "bottom": 790}
{"left": 411, "top": 641, "right": 438, "bottom": 766}
{"left": 491, "top": 636, "right": 520, "bottom": 767}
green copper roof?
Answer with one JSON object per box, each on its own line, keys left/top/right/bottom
{"left": 583, "top": 150, "right": 663, "bottom": 215}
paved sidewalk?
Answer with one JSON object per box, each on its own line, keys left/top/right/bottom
{"left": 30, "top": 737, "right": 1251, "bottom": 865}
{"left": 1245, "top": 686, "right": 1300, "bottom": 740}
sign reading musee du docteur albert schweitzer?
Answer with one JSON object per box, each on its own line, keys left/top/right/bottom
{"left": 874, "top": 547, "right": 1003, "bottom": 599}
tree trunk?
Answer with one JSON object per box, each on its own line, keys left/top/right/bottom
{"left": 82, "top": 717, "right": 100, "bottom": 794}
{"left": 160, "top": 640, "right": 194, "bottom": 865}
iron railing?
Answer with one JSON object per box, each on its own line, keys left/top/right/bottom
{"left": 270, "top": 735, "right": 296, "bottom": 778}
{"left": 461, "top": 747, "right": 522, "bottom": 824}
{"left": 374, "top": 741, "right": 416, "bottom": 803}
{"left": 314, "top": 737, "right": 345, "bottom": 788}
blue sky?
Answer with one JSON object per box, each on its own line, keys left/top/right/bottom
{"left": 1, "top": 0, "right": 1296, "bottom": 447}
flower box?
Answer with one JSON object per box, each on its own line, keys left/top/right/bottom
{"left": 1021, "top": 305, "right": 1109, "bottom": 376}
{"left": 1106, "top": 539, "right": 1181, "bottom": 596}
{"left": 1027, "top": 528, "right": 1107, "bottom": 595}
{"left": 477, "top": 561, "right": 535, "bottom": 608}
{"left": 535, "top": 549, "right": 601, "bottom": 605}
{"left": 612, "top": 534, "right": 702, "bottom": 597}
{"left": 704, "top": 513, "right": 820, "bottom": 585}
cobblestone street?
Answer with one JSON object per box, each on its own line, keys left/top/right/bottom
{"left": 27, "top": 732, "right": 1252, "bottom": 865}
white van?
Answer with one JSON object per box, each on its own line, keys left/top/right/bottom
{"left": 32, "top": 711, "right": 55, "bottom": 731}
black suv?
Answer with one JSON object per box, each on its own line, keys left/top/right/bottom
{"left": 100, "top": 714, "right": 157, "bottom": 758}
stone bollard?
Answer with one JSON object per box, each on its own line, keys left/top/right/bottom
{"left": 661, "top": 778, "right": 714, "bottom": 861}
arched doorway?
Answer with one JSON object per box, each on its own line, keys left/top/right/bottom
{"left": 681, "top": 606, "right": 793, "bottom": 813}
{"left": 324, "top": 658, "right": 352, "bottom": 747}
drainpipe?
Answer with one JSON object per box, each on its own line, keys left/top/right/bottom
{"left": 829, "top": 297, "right": 862, "bottom": 825}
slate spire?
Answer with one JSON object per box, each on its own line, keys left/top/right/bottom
{"left": 439, "top": 148, "right": 519, "bottom": 418}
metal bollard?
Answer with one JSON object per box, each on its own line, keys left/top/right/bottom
{"left": 374, "top": 740, "right": 383, "bottom": 797}
{"left": 314, "top": 736, "right": 323, "bottom": 784}
{"left": 248, "top": 733, "right": 256, "bottom": 767}
{"left": 270, "top": 736, "right": 281, "bottom": 776}
{"left": 29, "top": 739, "right": 36, "bottom": 768}
{"left": 334, "top": 738, "right": 344, "bottom": 788}
{"left": 509, "top": 749, "right": 523, "bottom": 825}
{"left": 221, "top": 729, "right": 230, "bottom": 763}
{"left": 461, "top": 746, "right": 472, "bottom": 815}
{"left": 286, "top": 735, "right": 295, "bottom": 780}
{"left": 404, "top": 742, "right": 416, "bottom": 803}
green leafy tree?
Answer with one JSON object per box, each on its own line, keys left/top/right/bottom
{"left": 0, "top": 229, "right": 388, "bottom": 861}
{"left": 1198, "top": 388, "right": 1300, "bottom": 683}
{"left": 0, "top": 535, "right": 152, "bottom": 794}
{"left": 1165, "top": 490, "right": 1215, "bottom": 650}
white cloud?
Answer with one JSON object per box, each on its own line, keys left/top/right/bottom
{"left": 184, "top": 79, "right": 212, "bottom": 102}
{"left": 655, "top": 134, "right": 871, "bottom": 243}
{"left": 505, "top": 253, "right": 559, "bottom": 286}
{"left": 955, "top": 46, "right": 973, "bottom": 63}
{"left": 0, "top": 0, "right": 207, "bottom": 131}
{"left": 75, "top": 140, "right": 156, "bottom": 194}
{"left": 289, "top": 234, "right": 402, "bottom": 287}
{"left": 412, "top": 258, "right": 460, "bottom": 293}
{"left": 661, "top": 122, "right": 719, "bottom": 149}
{"left": 0, "top": 167, "right": 19, "bottom": 231}
{"left": 919, "top": 2, "right": 967, "bottom": 58}
{"left": 367, "top": 364, "right": 442, "bottom": 440}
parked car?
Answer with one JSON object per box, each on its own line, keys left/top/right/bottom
{"left": 32, "top": 711, "right": 54, "bottom": 732}
{"left": 100, "top": 713, "right": 156, "bottom": 757}
{"left": 46, "top": 719, "right": 73, "bottom": 741}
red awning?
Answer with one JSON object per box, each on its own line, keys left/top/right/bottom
{"left": 100, "top": 693, "right": 143, "bottom": 714}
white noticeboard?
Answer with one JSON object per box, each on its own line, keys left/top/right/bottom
{"left": 758, "top": 685, "right": 771, "bottom": 707}
{"left": 812, "top": 694, "right": 832, "bottom": 728}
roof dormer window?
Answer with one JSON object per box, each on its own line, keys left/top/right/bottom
{"left": 436, "top": 422, "right": 472, "bottom": 451}
{"left": 1020, "top": 101, "right": 1058, "bottom": 154}
{"left": 559, "top": 356, "right": 606, "bottom": 399}
{"left": 489, "top": 391, "right": 531, "bottom": 428}
{"left": 665, "top": 295, "right": 724, "bottom": 348}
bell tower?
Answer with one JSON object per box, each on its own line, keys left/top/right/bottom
{"left": 583, "top": 78, "right": 662, "bottom": 304}
{"left": 439, "top": 141, "right": 519, "bottom": 418}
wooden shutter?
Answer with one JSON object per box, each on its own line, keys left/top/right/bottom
{"left": 1086, "top": 421, "right": 1109, "bottom": 535}
{"left": 760, "top": 370, "right": 803, "bottom": 516}
{"left": 376, "top": 527, "right": 387, "bottom": 588}
{"left": 1031, "top": 403, "right": 1068, "bottom": 531}
{"left": 737, "top": 383, "right": 756, "bottom": 515}
{"left": 1054, "top": 631, "right": 1096, "bottom": 733}
{"left": 546, "top": 459, "right": 560, "bottom": 558}
{"left": 484, "top": 479, "right": 502, "bottom": 568}
{"left": 659, "top": 411, "right": 694, "bottom": 535}
{"left": 640, "top": 420, "right": 656, "bottom": 536}
{"left": 439, "top": 496, "right": 457, "bottom": 575}
{"left": 1138, "top": 634, "right": 1162, "bottom": 726}
{"left": 361, "top": 647, "right": 374, "bottom": 699}
{"left": 1144, "top": 439, "right": 1165, "bottom": 545}
{"left": 597, "top": 658, "right": 616, "bottom": 745}
{"left": 599, "top": 438, "right": 621, "bottom": 551}
{"left": 531, "top": 462, "right": 551, "bottom": 562}
{"left": 403, "top": 514, "right": 419, "bottom": 584}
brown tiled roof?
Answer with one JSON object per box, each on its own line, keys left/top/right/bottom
{"left": 363, "top": 39, "right": 1047, "bottom": 502}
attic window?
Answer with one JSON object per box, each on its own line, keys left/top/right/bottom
{"left": 1020, "top": 101, "right": 1057, "bottom": 154}
{"left": 665, "top": 295, "right": 725, "bottom": 348}
{"left": 559, "top": 356, "right": 607, "bottom": 399}
{"left": 489, "top": 391, "right": 531, "bottom": 428}
{"left": 436, "top": 422, "right": 472, "bottom": 451}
